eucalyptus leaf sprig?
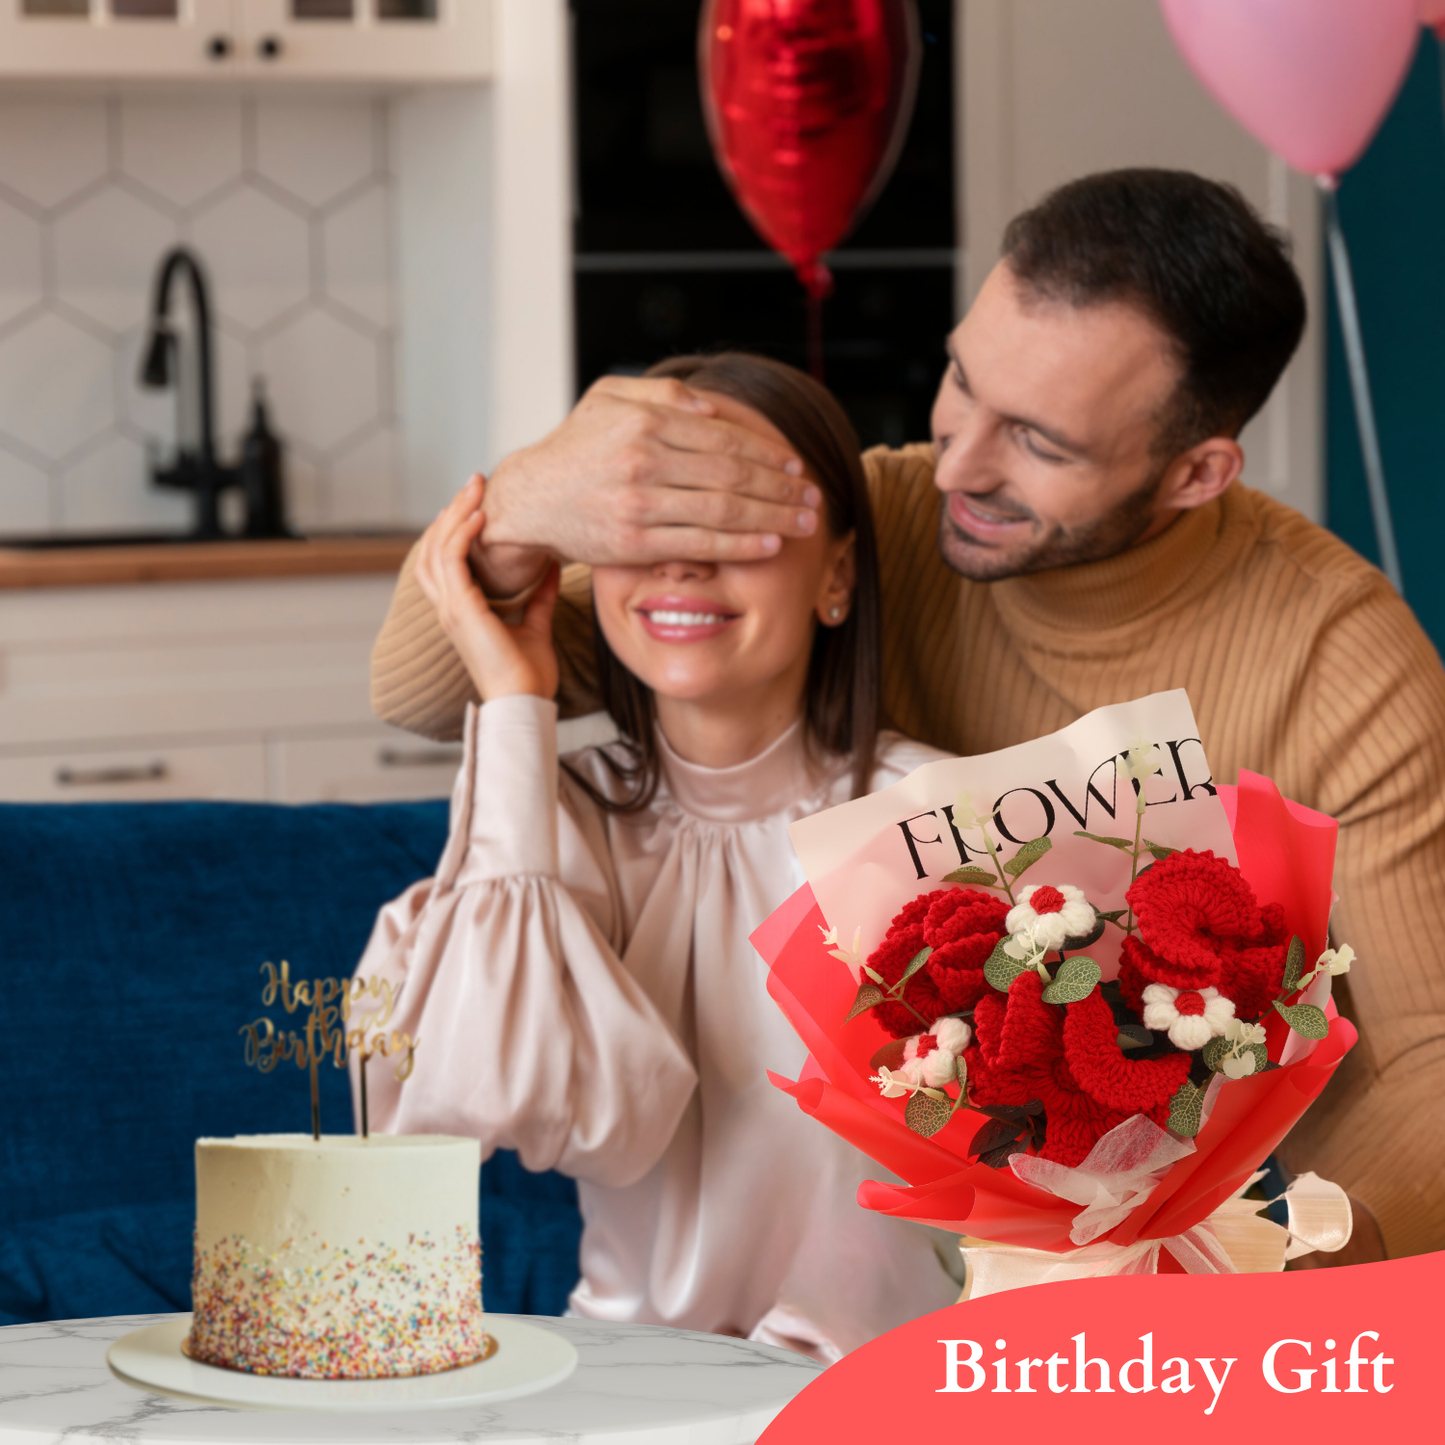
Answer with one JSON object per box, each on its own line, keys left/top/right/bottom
{"left": 824, "top": 924, "right": 935, "bottom": 1031}
{"left": 1073, "top": 738, "right": 1178, "bottom": 939}
{"left": 872, "top": 1037, "right": 1046, "bottom": 1163}
{"left": 939, "top": 790, "right": 1054, "bottom": 905}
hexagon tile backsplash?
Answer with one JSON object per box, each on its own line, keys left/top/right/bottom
{"left": 0, "top": 93, "right": 401, "bottom": 537}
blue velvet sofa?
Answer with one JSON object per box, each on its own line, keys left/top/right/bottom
{"left": 0, "top": 800, "right": 583, "bottom": 1326}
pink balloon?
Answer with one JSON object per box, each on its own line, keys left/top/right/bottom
{"left": 1159, "top": 0, "right": 1420, "bottom": 179}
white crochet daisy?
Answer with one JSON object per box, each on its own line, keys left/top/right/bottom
{"left": 1004, "top": 883, "right": 1096, "bottom": 954}
{"left": 1140, "top": 982, "right": 1236, "bottom": 1051}
{"left": 871, "top": 1017, "right": 974, "bottom": 1095}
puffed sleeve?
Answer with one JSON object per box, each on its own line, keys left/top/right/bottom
{"left": 353, "top": 695, "right": 698, "bottom": 1188}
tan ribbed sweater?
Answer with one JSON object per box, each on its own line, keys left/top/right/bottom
{"left": 371, "top": 444, "right": 1445, "bottom": 1258}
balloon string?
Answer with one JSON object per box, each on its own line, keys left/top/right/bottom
{"left": 1321, "top": 181, "right": 1403, "bottom": 595}
{"left": 807, "top": 289, "right": 825, "bottom": 383}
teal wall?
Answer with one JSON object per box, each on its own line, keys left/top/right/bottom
{"left": 1328, "top": 35, "right": 1445, "bottom": 654}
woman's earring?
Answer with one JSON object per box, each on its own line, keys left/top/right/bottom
{"left": 828, "top": 606, "right": 842, "bottom": 622}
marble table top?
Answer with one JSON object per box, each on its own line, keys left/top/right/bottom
{"left": 0, "top": 1314, "right": 823, "bottom": 1445}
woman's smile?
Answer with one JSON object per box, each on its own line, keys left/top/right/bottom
{"left": 634, "top": 593, "right": 742, "bottom": 642}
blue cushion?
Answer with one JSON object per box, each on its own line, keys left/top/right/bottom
{"left": 0, "top": 1180, "right": 581, "bottom": 1326}
{"left": 0, "top": 800, "right": 582, "bottom": 1322}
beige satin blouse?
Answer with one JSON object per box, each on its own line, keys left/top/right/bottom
{"left": 354, "top": 695, "right": 962, "bottom": 1361}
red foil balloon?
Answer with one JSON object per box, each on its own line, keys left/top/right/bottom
{"left": 701, "top": 0, "right": 922, "bottom": 299}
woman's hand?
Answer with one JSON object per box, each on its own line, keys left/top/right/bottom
{"left": 414, "top": 476, "right": 561, "bottom": 702}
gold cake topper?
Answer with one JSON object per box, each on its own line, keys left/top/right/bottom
{"left": 241, "top": 962, "right": 417, "bottom": 1139}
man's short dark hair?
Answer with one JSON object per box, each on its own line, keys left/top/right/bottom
{"left": 1001, "top": 168, "right": 1307, "bottom": 454}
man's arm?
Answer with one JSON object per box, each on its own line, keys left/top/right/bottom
{"left": 474, "top": 375, "right": 820, "bottom": 592}
{"left": 372, "top": 544, "right": 599, "bottom": 739}
{"left": 1275, "top": 580, "right": 1445, "bottom": 1258}
{"left": 372, "top": 375, "right": 825, "bottom": 737}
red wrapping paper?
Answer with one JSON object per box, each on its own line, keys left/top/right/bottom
{"left": 752, "top": 770, "right": 1357, "bottom": 1255}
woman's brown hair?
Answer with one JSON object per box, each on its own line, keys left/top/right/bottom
{"left": 568, "top": 351, "right": 883, "bottom": 812}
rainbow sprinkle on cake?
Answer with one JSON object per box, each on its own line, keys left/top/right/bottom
{"left": 187, "top": 1226, "right": 485, "bottom": 1378}
{"left": 186, "top": 1134, "right": 487, "bottom": 1380}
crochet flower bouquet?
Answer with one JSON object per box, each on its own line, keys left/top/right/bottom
{"left": 751, "top": 692, "right": 1355, "bottom": 1291}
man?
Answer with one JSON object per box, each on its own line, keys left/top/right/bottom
{"left": 372, "top": 170, "right": 1445, "bottom": 1262}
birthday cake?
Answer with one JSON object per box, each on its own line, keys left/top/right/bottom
{"left": 184, "top": 1134, "right": 488, "bottom": 1379}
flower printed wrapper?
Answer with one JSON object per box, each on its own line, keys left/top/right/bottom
{"left": 751, "top": 694, "right": 1356, "bottom": 1262}
{"left": 792, "top": 690, "right": 1237, "bottom": 982}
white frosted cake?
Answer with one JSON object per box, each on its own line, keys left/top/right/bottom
{"left": 185, "top": 1134, "right": 487, "bottom": 1379}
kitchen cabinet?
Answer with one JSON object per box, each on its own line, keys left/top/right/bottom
{"left": 0, "top": 738, "right": 268, "bottom": 801}
{"left": 0, "top": 572, "right": 451, "bottom": 804}
{"left": 238, "top": 0, "right": 490, "bottom": 81}
{"left": 0, "top": 0, "right": 489, "bottom": 82}
{"left": 0, "top": 567, "right": 618, "bottom": 804}
{"left": 268, "top": 730, "right": 463, "bottom": 804}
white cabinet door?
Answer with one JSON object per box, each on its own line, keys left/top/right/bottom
{"left": 0, "top": 738, "right": 267, "bottom": 801}
{"left": 269, "top": 713, "right": 620, "bottom": 804}
{"left": 0, "top": 575, "right": 397, "bottom": 749}
{"left": 0, "top": 1, "right": 241, "bottom": 80}
{"left": 269, "top": 728, "right": 461, "bottom": 803}
{"left": 238, "top": 0, "right": 489, "bottom": 80}
{"left": 0, "top": 0, "right": 488, "bottom": 80}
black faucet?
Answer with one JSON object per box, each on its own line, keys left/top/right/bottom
{"left": 140, "top": 246, "right": 229, "bottom": 537}
{"left": 139, "top": 246, "right": 290, "bottom": 540}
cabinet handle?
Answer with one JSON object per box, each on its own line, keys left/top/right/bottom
{"left": 378, "top": 747, "right": 463, "bottom": 770}
{"left": 207, "top": 34, "right": 232, "bottom": 60}
{"left": 258, "top": 35, "right": 284, "bottom": 60}
{"left": 55, "top": 762, "right": 169, "bottom": 788}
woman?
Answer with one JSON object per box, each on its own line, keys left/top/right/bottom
{"left": 355, "top": 353, "right": 961, "bottom": 1362}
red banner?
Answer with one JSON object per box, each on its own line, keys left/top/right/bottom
{"left": 760, "top": 1253, "right": 1441, "bottom": 1442}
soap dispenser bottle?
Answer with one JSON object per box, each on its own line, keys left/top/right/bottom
{"left": 240, "top": 380, "right": 291, "bottom": 539}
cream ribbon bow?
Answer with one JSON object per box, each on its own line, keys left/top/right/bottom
{"left": 957, "top": 1113, "right": 1353, "bottom": 1299}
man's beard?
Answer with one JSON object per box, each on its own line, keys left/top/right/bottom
{"left": 935, "top": 466, "right": 1168, "bottom": 583}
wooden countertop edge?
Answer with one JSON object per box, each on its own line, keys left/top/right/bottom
{"left": 0, "top": 535, "right": 420, "bottom": 590}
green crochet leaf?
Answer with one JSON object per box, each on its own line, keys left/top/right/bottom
{"left": 1274, "top": 999, "right": 1329, "bottom": 1039}
{"left": 1202, "top": 1036, "right": 1228, "bottom": 1072}
{"left": 1074, "top": 830, "right": 1133, "bottom": 851}
{"left": 984, "top": 938, "right": 1028, "bottom": 993}
{"left": 845, "top": 983, "right": 885, "bottom": 1022}
{"left": 942, "top": 866, "right": 1000, "bottom": 888}
{"left": 1167, "top": 1079, "right": 1206, "bottom": 1138}
{"left": 1141, "top": 839, "right": 1178, "bottom": 860}
{"left": 1282, "top": 935, "right": 1307, "bottom": 992}
{"left": 869, "top": 1037, "right": 909, "bottom": 1071}
{"left": 1003, "top": 835, "right": 1052, "bottom": 878}
{"left": 1041, "top": 955, "right": 1100, "bottom": 1005}
{"left": 896, "top": 945, "right": 933, "bottom": 988}
{"left": 905, "top": 1090, "right": 953, "bottom": 1138}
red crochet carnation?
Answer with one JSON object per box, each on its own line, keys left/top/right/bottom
{"left": 1061, "top": 990, "right": 1193, "bottom": 1120}
{"left": 1118, "top": 849, "right": 1288, "bottom": 1018}
{"left": 966, "top": 971, "right": 1063, "bottom": 1105}
{"left": 866, "top": 886, "right": 1008, "bottom": 1038}
{"left": 964, "top": 974, "right": 1193, "bottom": 1167}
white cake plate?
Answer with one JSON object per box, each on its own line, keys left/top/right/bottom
{"left": 106, "top": 1315, "right": 578, "bottom": 1413}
